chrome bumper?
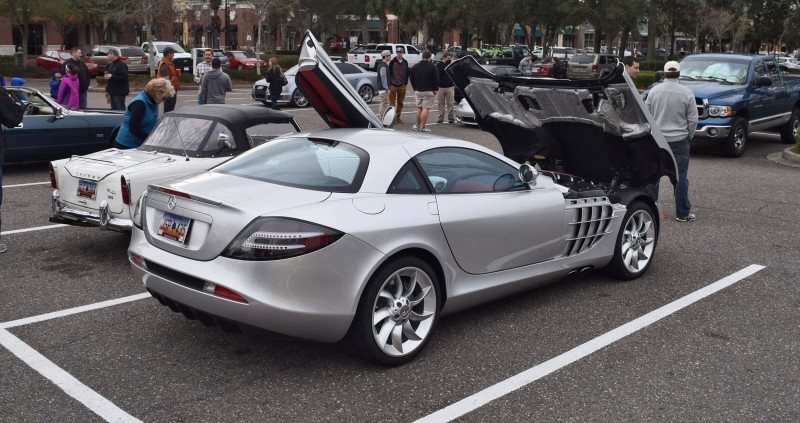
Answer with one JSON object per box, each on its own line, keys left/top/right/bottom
{"left": 49, "top": 189, "right": 133, "bottom": 232}
{"left": 693, "top": 125, "right": 731, "bottom": 139}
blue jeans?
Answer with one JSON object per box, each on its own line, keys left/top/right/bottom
{"left": 269, "top": 93, "right": 280, "bottom": 110}
{"left": 109, "top": 95, "right": 126, "bottom": 110}
{"left": 79, "top": 91, "right": 87, "bottom": 109}
{"left": 197, "top": 93, "right": 206, "bottom": 105}
{"left": 163, "top": 94, "right": 177, "bottom": 113}
{"left": 647, "top": 137, "right": 692, "bottom": 218}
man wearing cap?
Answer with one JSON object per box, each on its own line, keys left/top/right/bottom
{"left": 645, "top": 60, "right": 698, "bottom": 222}
{"left": 104, "top": 47, "right": 129, "bottom": 110}
{"left": 199, "top": 58, "right": 232, "bottom": 104}
{"left": 157, "top": 47, "right": 181, "bottom": 112}
{"left": 387, "top": 46, "right": 410, "bottom": 124}
{"left": 376, "top": 50, "right": 392, "bottom": 117}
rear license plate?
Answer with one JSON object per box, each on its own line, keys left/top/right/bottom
{"left": 157, "top": 212, "right": 191, "bottom": 244}
{"left": 183, "top": 67, "right": 190, "bottom": 71}
{"left": 77, "top": 179, "right": 97, "bottom": 200}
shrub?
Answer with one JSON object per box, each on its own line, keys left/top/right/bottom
{"left": 795, "top": 125, "right": 800, "bottom": 154}
{"left": 0, "top": 64, "right": 51, "bottom": 79}
{"left": 635, "top": 71, "right": 657, "bottom": 90}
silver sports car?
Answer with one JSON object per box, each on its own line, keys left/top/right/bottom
{"left": 128, "top": 31, "right": 677, "bottom": 366}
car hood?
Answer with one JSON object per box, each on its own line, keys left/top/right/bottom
{"left": 676, "top": 80, "right": 743, "bottom": 100}
{"left": 446, "top": 57, "right": 678, "bottom": 187}
{"left": 294, "top": 31, "right": 385, "bottom": 129}
{"left": 61, "top": 149, "right": 190, "bottom": 182}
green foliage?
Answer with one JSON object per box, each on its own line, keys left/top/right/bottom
{"left": 638, "top": 59, "right": 669, "bottom": 72}
{"left": 634, "top": 71, "right": 658, "bottom": 89}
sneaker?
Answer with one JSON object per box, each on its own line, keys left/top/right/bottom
{"left": 0, "top": 244, "right": 6, "bottom": 254}
{"left": 412, "top": 124, "right": 419, "bottom": 131}
{"left": 676, "top": 213, "right": 696, "bottom": 222}
{"left": 419, "top": 127, "right": 431, "bottom": 133}
{"left": 448, "top": 120, "right": 455, "bottom": 124}
{"left": 436, "top": 120, "right": 443, "bottom": 124}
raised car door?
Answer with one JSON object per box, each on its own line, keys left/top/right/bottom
{"left": 415, "top": 147, "right": 565, "bottom": 275}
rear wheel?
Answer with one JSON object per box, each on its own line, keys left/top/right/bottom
{"left": 359, "top": 85, "right": 374, "bottom": 103}
{"left": 348, "top": 256, "right": 439, "bottom": 366}
{"left": 779, "top": 108, "right": 799, "bottom": 144}
{"left": 604, "top": 201, "right": 658, "bottom": 280}
{"left": 291, "top": 89, "right": 309, "bottom": 107}
{"left": 720, "top": 116, "right": 747, "bottom": 157}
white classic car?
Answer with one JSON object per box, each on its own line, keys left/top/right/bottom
{"left": 49, "top": 105, "right": 301, "bottom": 231}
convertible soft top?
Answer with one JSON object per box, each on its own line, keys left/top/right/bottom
{"left": 165, "top": 104, "right": 296, "bottom": 126}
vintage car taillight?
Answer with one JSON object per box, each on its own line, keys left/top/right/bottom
{"left": 222, "top": 217, "right": 343, "bottom": 261}
{"left": 49, "top": 162, "right": 58, "bottom": 188}
{"left": 121, "top": 176, "right": 131, "bottom": 205}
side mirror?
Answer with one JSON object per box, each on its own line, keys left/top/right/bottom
{"left": 519, "top": 162, "right": 539, "bottom": 186}
{"left": 382, "top": 106, "right": 396, "bottom": 128}
{"left": 217, "top": 133, "right": 232, "bottom": 148}
{"left": 755, "top": 75, "right": 772, "bottom": 87}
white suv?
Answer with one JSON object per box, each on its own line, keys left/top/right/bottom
{"left": 141, "top": 41, "right": 193, "bottom": 72}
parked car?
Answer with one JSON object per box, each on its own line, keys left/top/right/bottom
{"left": 141, "top": 41, "right": 193, "bottom": 73}
{"left": 484, "top": 45, "right": 532, "bottom": 68}
{"left": 346, "top": 44, "right": 377, "bottom": 65}
{"left": 252, "top": 61, "right": 377, "bottom": 107}
{"left": 49, "top": 105, "right": 301, "bottom": 231}
{"left": 86, "top": 45, "right": 149, "bottom": 73}
{"left": 1, "top": 87, "right": 122, "bottom": 163}
{"left": 35, "top": 50, "right": 100, "bottom": 77}
{"left": 776, "top": 56, "right": 800, "bottom": 70}
{"left": 567, "top": 54, "right": 619, "bottom": 79}
{"left": 644, "top": 53, "right": 800, "bottom": 156}
{"left": 224, "top": 50, "right": 267, "bottom": 70}
{"left": 551, "top": 47, "right": 577, "bottom": 61}
{"left": 212, "top": 49, "right": 230, "bottom": 70}
{"left": 529, "top": 58, "right": 567, "bottom": 77}
{"left": 354, "top": 43, "right": 423, "bottom": 70}
{"left": 128, "top": 31, "right": 677, "bottom": 366}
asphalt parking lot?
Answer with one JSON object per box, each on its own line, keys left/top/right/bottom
{"left": 1, "top": 83, "right": 799, "bottom": 422}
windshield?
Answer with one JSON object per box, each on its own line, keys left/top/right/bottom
{"left": 121, "top": 48, "right": 145, "bottom": 56}
{"left": 213, "top": 137, "right": 369, "bottom": 193}
{"left": 679, "top": 57, "right": 751, "bottom": 84}
{"left": 572, "top": 54, "right": 596, "bottom": 64}
{"left": 233, "top": 52, "right": 248, "bottom": 59}
{"left": 58, "top": 52, "right": 72, "bottom": 60}
{"left": 141, "top": 116, "right": 213, "bottom": 152}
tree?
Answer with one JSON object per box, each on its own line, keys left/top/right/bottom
{"left": 0, "top": 0, "right": 51, "bottom": 64}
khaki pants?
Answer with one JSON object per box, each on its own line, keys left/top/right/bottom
{"left": 378, "top": 91, "right": 391, "bottom": 117}
{"left": 436, "top": 86, "right": 455, "bottom": 122}
{"left": 389, "top": 84, "right": 407, "bottom": 120}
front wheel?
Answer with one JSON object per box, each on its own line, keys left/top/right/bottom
{"left": 779, "top": 108, "right": 799, "bottom": 144}
{"left": 604, "top": 201, "right": 658, "bottom": 280}
{"left": 291, "top": 89, "right": 309, "bottom": 107}
{"left": 348, "top": 256, "right": 439, "bottom": 366}
{"left": 237, "top": 64, "right": 243, "bottom": 71}
{"left": 359, "top": 85, "right": 374, "bottom": 103}
{"left": 720, "top": 116, "right": 747, "bottom": 157}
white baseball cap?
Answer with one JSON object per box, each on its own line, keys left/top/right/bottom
{"left": 664, "top": 61, "right": 680, "bottom": 72}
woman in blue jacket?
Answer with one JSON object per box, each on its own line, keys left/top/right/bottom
{"left": 114, "top": 78, "right": 174, "bottom": 149}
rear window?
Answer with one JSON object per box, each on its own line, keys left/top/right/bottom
{"left": 572, "top": 54, "right": 596, "bottom": 64}
{"left": 120, "top": 47, "right": 145, "bottom": 56}
{"left": 213, "top": 137, "right": 369, "bottom": 193}
{"left": 141, "top": 116, "right": 213, "bottom": 153}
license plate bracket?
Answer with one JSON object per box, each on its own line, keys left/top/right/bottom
{"left": 157, "top": 211, "right": 192, "bottom": 244}
{"left": 77, "top": 179, "right": 97, "bottom": 200}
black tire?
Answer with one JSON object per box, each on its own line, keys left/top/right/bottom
{"left": 720, "top": 116, "right": 748, "bottom": 157}
{"left": 359, "top": 85, "right": 374, "bottom": 103}
{"left": 291, "top": 89, "right": 309, "bottom": 107}
{"left": 347, "top": 256, "right": 440, "bottom": 366}
{"left": 604, "top": 201, "right": 658, "bottom": 280}
{"left": 779, "top": 108, "right": 800, "bottom": 144}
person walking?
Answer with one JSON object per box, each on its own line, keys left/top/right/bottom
{"left": 199, "top": 58, "right": 232, "bottom": 104}
{"left": 435, "top": 52, "right": 455, "bottom": 124}
{"left": 518, "top": 53, "right": 535, "bottom": 76}
{"left": 156, "top": 47, "right": 181, "bottom": 112}
{"left": 104, "top": 47, "right": 129, "bottom": 111}
{"left": 194, "top": 49, "right": 213, "bottom": 104}
{"left": 623, "top": 56, "right": 640, "bottom": 79}
{"left": 409, "top": 50, "right": 439, "bottom": 132}
{"left": 60, "top": 47, "right": 89, "bottom": 108}
{"left": 376, "top": 50, "right": 392, "bottom": 117}
{"left": 387, "top": 46, "right": 410, "bottom": 124}
{"left": 0, "top": 84, "right": 24, "bottom": 253}
{"left": 114, "top": 78, "right": 174, "bottom": 149}
{"left": 57, "top": 64, "right": 80, "bottom": 109}
{"left": 265, "top": 57, "right": 286, "bottom": 110}
{"left": 645, "top": 60, "right": 698, "bottom": 222}
{"left": 49, "top": 69, "right": 62, "bottom": 99}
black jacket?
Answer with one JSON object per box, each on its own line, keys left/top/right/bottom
{"left": 410, "top": 60, "right": 439, "bottom": 92}
{"left": 266, "top": 67, "right": 285, "bottom": 95}
{"left": 387, "top": 57, "right": 410, "bottom": 86}
{"left": 61, "top": 58, "right": 90, "bottom": 92}
{"left": 105, "top": 59, "right": 130, "bottom": 97}
{"left": 436, "top": 60, "right": 454, "bottom": 88}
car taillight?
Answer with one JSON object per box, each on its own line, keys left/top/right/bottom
{"left": 121, "top": 176, "right": 131, "bottom": 205}
{"left": 120, "top": 55, "right": 129, "bottom": 61}
{"left": 365, "top": 54, "right": 370, "bottom": 62}
{"left": 222, "top": 217, "right": 343, "bottom": 261}
{"left": 592, "top": 64, "right": 598, "bottom": 72}
{"left": 49, "top": 162, "right": 58, "bottom": 188}
{"left": 142, "top": 55, "right": 148, "bottom": 62}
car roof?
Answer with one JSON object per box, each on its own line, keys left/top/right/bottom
{"left": 165, "top": 105, "right": 296, "bottom": 126}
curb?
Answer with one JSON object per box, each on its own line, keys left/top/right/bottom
{"left": 766, "top": 147, "right": 800, "bottom": 168}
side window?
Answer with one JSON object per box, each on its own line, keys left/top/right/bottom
{"left": 203, "top": 122, "right": 236, "bottom": 151}
{"left": 599, "top": 56, "right": 606, "bottom": 65}
{"left": 335, "top": 63, "right": 359, "bottom": 74}
{"left": 142, "top": 44, "right": 149, "bottom": 53}
{"left": 376, "top": 44, "right": 391, "bottom": 52}
{"left": 766, "top": 62, "right": 780, "bottom": 84}
{"left": 415, "top": 147, "right": 526, "bottom": 194}
{"left": 388, "top": 161, "right": 430, "bottom": 194}
{"left": 245, "top": 123, "right": 298, "bottom": 147}
{"left": 754, "top": 60, "right": 768, "bottom": 79}
{"left": 406, "top": 46, "right": 420, "bottom": 55}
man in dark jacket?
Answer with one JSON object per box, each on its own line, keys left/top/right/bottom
{"left": 104, "top": 47, "right": 130, "bottom": 110}
{"left": 435, "top": 52, "right": 455, "bottom": 124}
{"left": 409, "top": 50, "right": 439, "bottom": 132}
{"left": 61, "top": 47, "right": 90, "bottom": 108}
{"left": 199, "top": 58, "right": 233, "bottom": 104}
{"left": 387, "top": 46, "right": 410, "bottom": 123}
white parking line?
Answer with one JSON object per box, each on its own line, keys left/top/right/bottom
{"left": 414, "top": 264, "right": 766, "bottom": 423}
{"left": 1, "top": 224, "right": 69, "bottom": 236}
{"left": 3, "top": 182, "right": 51, "bottom": 188}
{"left": 0, "top": 293, "right": 150, "bottom": 329}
